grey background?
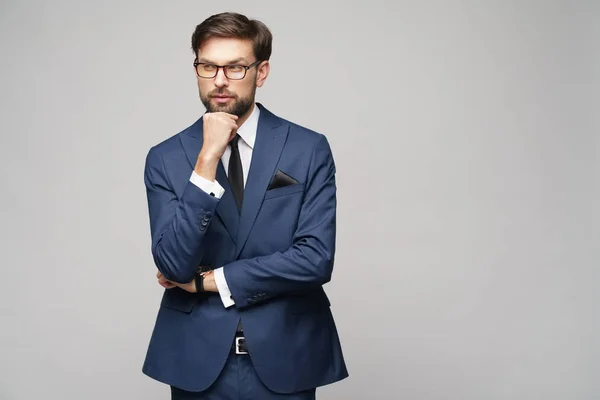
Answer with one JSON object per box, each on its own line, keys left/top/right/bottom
{"left": 0, "top": 0, "right": 598, "bottom": 399}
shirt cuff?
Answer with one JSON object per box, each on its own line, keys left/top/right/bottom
{"left": 189, "top": 171, "right": 225, "bottom": 198}
{"left": 214, "top": 267, "right": 235, "bottom": 308}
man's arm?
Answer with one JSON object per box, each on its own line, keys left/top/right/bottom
{"left": 144, "top": 148, "right": 221, "bottom": 283}
{"left": 145, "top": 112, "right": 238, "bottom": 283}
{"left": 223, "top": 134, "right": 337, "bottom": 309}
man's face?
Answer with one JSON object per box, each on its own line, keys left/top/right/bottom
{"left": 195, "top": 37, "right": 267, "bottom": 117}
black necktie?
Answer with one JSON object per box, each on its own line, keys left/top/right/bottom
{"left": 228, "top": 134, "right": 244, "bottom": 211}
{"left": 229, "top": 134, "right": 245, "bottom": 332}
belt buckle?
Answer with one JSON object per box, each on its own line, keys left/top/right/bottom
{"left": 235, "top": 336, "right": 248, "bottom": 355}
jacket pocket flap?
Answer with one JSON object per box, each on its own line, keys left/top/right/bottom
{"left": 160, "top": 288, "right": 196, "bottom": 313}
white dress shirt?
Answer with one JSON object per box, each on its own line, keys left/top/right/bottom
{"left": 188, "top": 103, "right": 260, "bottom": 308}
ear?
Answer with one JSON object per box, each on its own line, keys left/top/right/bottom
{"left": 192, "top": 60, "right": 199, "bottom": 79}
{"left": 255, "top": 60, "right": 270, "bottom": 88}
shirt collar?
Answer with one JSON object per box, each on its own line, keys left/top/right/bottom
{"left": 236, "top": 103, "right": 260, "bottom": 149}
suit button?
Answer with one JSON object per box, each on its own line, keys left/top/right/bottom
{"left": 201, "top": 220, "right": 208, "bottom": 227}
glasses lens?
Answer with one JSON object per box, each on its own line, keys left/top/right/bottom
{"left": 197, "top": 64, "right": 217, "bottom": 78}
{"left": 225, "top": 66, "right": 245, "bottom": 80}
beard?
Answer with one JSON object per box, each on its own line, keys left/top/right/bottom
{"left": 199, "top": 84, "right": 257, "bottom": 117}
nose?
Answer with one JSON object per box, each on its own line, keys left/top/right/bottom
{"left": 214, "top": 67, "right": 229, "bottom": 88}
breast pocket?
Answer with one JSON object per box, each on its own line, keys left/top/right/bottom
{"left": 264, "top": 183, "right": 305, "bottom": 200}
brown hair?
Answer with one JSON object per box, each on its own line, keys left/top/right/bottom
{"left": 191, "top": 12, "right": 272, "bottom": 61}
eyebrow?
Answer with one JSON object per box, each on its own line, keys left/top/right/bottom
{"left": 197, "top": 57, "right": 249, "bottom": 64}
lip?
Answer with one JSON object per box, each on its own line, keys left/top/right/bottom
{"left": 212, "top": 96, "right": 233, "bottom": 103}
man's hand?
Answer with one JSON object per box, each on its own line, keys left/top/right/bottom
{"left": 201, "top": 271, "right": 218, "bottom": 292}
{"left": 156, "top": 270, "right": 195, "bottom": 292}
{"left": 156, "top": 270, "right": 218, "bottom": 293}
{"left": 156, "top": 271, "right": 177, "bottom": 289}
{"left": 194, "top": 112, "right": 238, "bottom": 181}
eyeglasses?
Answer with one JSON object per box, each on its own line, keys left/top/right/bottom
{"left": 194, "top": 60, "right": 262, "bottom": 80}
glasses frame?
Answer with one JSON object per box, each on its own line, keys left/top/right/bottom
{"left": 193, "top": 59, "right": 262, "bottom": 80}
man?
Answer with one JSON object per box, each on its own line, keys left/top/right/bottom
{"left": 142, "top": 12, "right": 348, "bottom": 400}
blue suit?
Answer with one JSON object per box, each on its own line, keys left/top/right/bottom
{"left": 141, "top": 103, "right": 348, "bottom": 394}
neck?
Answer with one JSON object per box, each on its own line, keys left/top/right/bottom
{"left": 235, "top": 102, "right": 256, "bottom": 129}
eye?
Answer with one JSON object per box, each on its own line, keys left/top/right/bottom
{"left": 202, "top": 64, "right": 217, "bottom": 71}
{"left": 227, "top": 65, "right": 245, "bottom": 73}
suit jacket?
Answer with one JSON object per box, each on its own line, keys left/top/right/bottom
{"left": 141, "top": 103, "right": 348, "bottom": 393}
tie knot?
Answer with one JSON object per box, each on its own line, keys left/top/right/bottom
{"left": 230, "top": 134, "right": 241, "bottom": 150}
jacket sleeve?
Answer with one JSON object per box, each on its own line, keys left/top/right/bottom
{"left": 223, "top": 134, "right": 337, "bottom": 309}
{"left": 144, "top": 147, "right": 220, "bottom": 283}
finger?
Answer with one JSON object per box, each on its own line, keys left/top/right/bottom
{"left": 156, "top": 271, "right": 162, "bottom": 278}
{"left": 212, "top": 111, "right": 238, "bottom": 119}
{"left": 222, "top": 113, "right": 239, "bottom": 120}
{"left": 159, "top": 279, "right": 175, "bottom": 288}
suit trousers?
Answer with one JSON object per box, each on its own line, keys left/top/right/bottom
{"left": 170, "top": 349, "right": 317, "bottom": 400}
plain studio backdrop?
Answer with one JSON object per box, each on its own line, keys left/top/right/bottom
{"left": 0, "top": 1, "right": 598, "bottom": 399}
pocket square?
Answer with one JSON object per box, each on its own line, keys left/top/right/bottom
{"left": 267, "top": 169, "right": 299, "bottom": 190}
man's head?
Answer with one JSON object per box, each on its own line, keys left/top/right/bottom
{"left": 191, "top": 12, "right": 272, "bottom": 118}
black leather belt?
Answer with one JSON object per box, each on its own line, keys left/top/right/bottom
{"left": 232, "top": 331, "right": 248, "bottom": 355}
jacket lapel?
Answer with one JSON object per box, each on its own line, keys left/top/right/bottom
{"left": 180, "top": 118, "right": 239, "bottom": 243}
{"left": 235, "top": 104, "right": 288, "bottom": 257}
